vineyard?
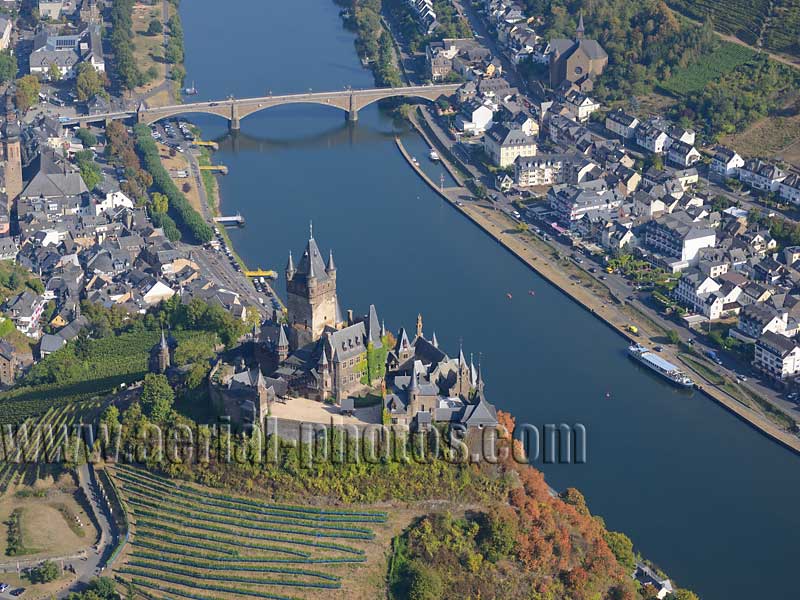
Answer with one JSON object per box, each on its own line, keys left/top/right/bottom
{"left": 109, "top": 465, "right": 389, "bottom": 599}
{"left": 0, "top": 329, "right": 208, "bottom": 425}
{"left": 659, "top": 42, "right": 756, "bottom": 96}
{"left": 0, "top": 401, "right": 102, "bottom": 493}
{"left": 667, "top": 0, "right": 800, "bottom": 58}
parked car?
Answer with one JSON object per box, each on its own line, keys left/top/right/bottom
{"left": 10, "top": 588, "right": 24, "bottom": 596}
{"left": 0, "top": 583, "right": 10, "bottom": 593}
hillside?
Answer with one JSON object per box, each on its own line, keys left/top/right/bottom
{"left": 667, "top": 0, "right": 800, "bottom": 59}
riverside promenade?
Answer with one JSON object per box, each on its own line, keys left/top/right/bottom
{"left": 396, "top": 126, "right": 800, "bottom": 456}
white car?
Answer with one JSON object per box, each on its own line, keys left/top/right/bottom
{"left": 0, "top": 583, "right": 9, "bottom": 593}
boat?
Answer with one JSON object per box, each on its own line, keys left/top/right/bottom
{"left": 627, "top": 344, "right": 694, "bottom": 388}
{"left": 528, "top": 289, "right": 535, "bottom": 296}
{"left": 411, "top": 157, "right": 419, "bottom": 166}
{"left": 184, "top": 81, "right": 198, "bottom": 95}
{"left": 429, "top": 150, "right": 440, "bottom": 161}
{"left": 506, "top": 293, "right": 513, "bottom": 300}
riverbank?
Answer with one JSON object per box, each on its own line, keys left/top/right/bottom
{"left": 395, "top": 131, "right": 800, "bottom": 456}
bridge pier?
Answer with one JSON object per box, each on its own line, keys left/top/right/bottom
{"left": 345, "top": 109, "right": 358, "bottom": 122}
{"left": 229, "top": 117, "right": 241, "bottom": 131}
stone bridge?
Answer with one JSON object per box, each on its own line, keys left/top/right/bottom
{"left": 67, "top": 84, "right": 462, "bottom": 130}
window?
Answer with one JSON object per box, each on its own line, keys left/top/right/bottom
{"left": 574, "top": 66, "right": 583, "bottom": 75}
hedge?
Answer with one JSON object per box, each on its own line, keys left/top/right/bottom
{"left": 119, "top": 566, "right": 341, "bottom": 589}
{"left": 133, "top": 124, "right": 213, "bottom": 244}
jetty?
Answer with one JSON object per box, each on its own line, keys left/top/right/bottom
{"left": 213, "top": 213, "right": 244, "bottom": 226}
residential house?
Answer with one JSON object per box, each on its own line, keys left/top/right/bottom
{"left": 667, "top": 141, "right": 701, "bottom": 168}
{"left": 456, "top": 100, "right": 494, "bottom": 134}
{"left": 4, "top": 290, "right": 45, "bottom": 336}
{"left": 737, "top": 302, "right": 788, "bottom": 339}
{"left": 738, "top": 159, "right": 786, "bottom": 192}
{"left": 710, "top": 146, "right": 744, "bottom": 180}
{"left": 778, "top": 174, "right": 800, "bottom": 205}
{"left": 753, "top": 331, "right": 800, "bottom": 381}
{"left": 564, "top": 91, "right": 599, "bottom": 123}
{"left": 605, "top": 109, "right": 639, "bottom": 139}
{"left": 635, "top": 119, "right": 671, "bottom": 154}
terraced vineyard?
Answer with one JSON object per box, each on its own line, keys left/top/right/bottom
{"left": 0, "top": 401, "right": 101, "bottom": 492}
{"left": 109, "top": 465, "right": 388, "bottom": 600}
{"left": 668, "top": 0, "right": 800, "bottom": 58}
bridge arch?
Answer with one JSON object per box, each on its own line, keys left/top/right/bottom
{"left": 134, "top": 84, "right": 461, "bottom": 130}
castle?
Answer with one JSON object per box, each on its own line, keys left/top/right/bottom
{"left": 212, "top": 228, "right": 498, "bottom": 431}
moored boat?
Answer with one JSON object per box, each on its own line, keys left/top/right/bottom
{"left": 429, "top": 150, "right": 440, "bottom": 161}
{"left": 627, "top": 344, "right": 694, "bottom": 388}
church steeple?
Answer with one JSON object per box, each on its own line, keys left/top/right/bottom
{"left": 576, "top": 11, "right": 585, "bottom": 39}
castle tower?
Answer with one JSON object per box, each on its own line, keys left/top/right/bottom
{"left": 3, "top": 93, "right": 22, "bottom": 213}
{"left": 285, "top": 223, "right": 339, "bottom": 342}
{"left": 318, "top": 348, "right": 331, "bottom": 400}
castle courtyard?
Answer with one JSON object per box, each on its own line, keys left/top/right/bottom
{"left": 269, "top": 396, "right": 381, "bottom": 426}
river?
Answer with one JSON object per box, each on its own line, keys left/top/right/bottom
{"left": 180, "top": 1, "right": 799, "bottom": 598}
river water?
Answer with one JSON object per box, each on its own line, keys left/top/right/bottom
{"left": 180, "top": 1, "right": 799, "bottom": 598}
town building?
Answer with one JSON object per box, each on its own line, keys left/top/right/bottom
{"left": 515, "top": 154, "right": 569, "bottom": 187}
{"left": 643, "top": 212, "right": 716, "bottom": 270}
{"left": 738, "top": 159, "right": 786, "bottom": 192}
{"left": 0, "top": 339, "right": 17, "bottom": 386}
{"left": 483, "top": 123, "right": 537, "bottom": 168}
{"left": 564, "top": 90, "right": 599, "bottom": 123}
{"left": 753, "top": 331, "right": 800, "bottom": 381}
{"left": 605, "top": 109, "right": 639, "bottom": 139}
{"left": 710, "top": 146, "right": 744, "bottom": 180}
{"left": 548, "top": 181, "right": 622, "bottom": 228}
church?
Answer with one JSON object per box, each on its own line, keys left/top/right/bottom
{"left": 548, "top": 14, "right": 608, "bottom": 93}
{"left": 215, "top": 227, "right": 498, "bottom": 431}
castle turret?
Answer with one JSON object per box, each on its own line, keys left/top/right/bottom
{"left": 285, "top": 251, "right": 295, "bottom": 281}
{"left": 277, "top": 324, "right": 289, "bottom": 362}
{"left": 326, "top": 249, "right": 336, "bottom": 279}
{"left": 432, "top": 332, "right": 439, "bottom": 348}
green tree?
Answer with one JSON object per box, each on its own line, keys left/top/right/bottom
{"left": 76, "top": 128, "right": 98, "bottom": 148}
{"left": 0, "top": 51, "right": 17, "bottom": 84}
{"left": 151, "top": 192, "right": 169, "bottom": 214}
{"left": 47, "top": 62, "right": 62, "bottom": 81}
{"left": 31, "top": 560, "right": 59, "bottom": 583}
{"left": 406, "top": 560, "right": 443, "bottom": 600}
{"left": 101, "top": 405, "right": 120, "bottom": 429}
{"left": 140, "top": 373, "right": 175, "bottom": 422}
{"left": 76, "top": 63, "right": 105, "bottom": 102}
{"left": 88, "top": 576, "right": 119, "bottom": 600}
{"left": 478, "top": 507, "right": 518, "bottom": 563}
{"left": 15, "top": 75, "right": 41, "bottom": 112}
{"left": 604, "top": 530, "right": 636, "bottom": 572}
{"left": 147, "top": 19, "right": 163, "bottom": 35}
{"left": 667, "top": 330, "right": 680, "bottom": 345}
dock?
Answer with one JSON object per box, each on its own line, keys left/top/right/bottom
{"left": 243, "top": 269, "right": 277, "bottom": 278}
{"left": 213, "top": 213, "right": 244, "bottom": 226}
{"left": 199, "top": 164, "right": 229, "bottom": 175}
{"left": 192, "top": 140, "right": 219, "bottom": 150}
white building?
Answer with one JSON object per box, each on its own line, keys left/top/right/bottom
{"left": 92, "top": 191, "right": 134, "bottom": 216}
{"left": 754, "top": 331, "right": 800, "bottom": 380}
{"left": 483, "top": 123, "right": 537, "bottom": 168}
{"left": 515, "top": 154, "right": 568, "bottom": 187}
{"left": 667, "top": 141, "right": 701, "bottom": 168}
{"left": 710, "top": 146, "right": 744, "bottom": 179}
{"left": 738, "top": 158, "right": 786, "bottom": 192}
{"left": 778, "top": 174, "right": 800, "bottom": 205}
{"left": 0, "top": 17, "right": 11, "bottom": 52}
{"left": 564, "top": 91, "right": 600, "bottom": 123}
{"left": 456, "top": 101, "right": 494, "bottom": 135}
{"left": 605, "top": 109, "right": 639, "bottom": 139}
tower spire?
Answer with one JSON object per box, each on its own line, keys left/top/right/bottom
{"left": 326, "top": 249, "right": 336, "bottom": 273}
{"left": 309, "top": 220, "right": 314, "bottom": 240}
{"left": 576, "top": 11, "right": 585, "bottom": 39}
{"left": 416, "top": 313, "right": 423, "bottom": 339}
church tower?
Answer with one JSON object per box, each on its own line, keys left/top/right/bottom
{"left": 3, "top": 93, "right": 22, "bottom": 213}
{"left": 285, "top": 224, "right": 339, "bottom": 343}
